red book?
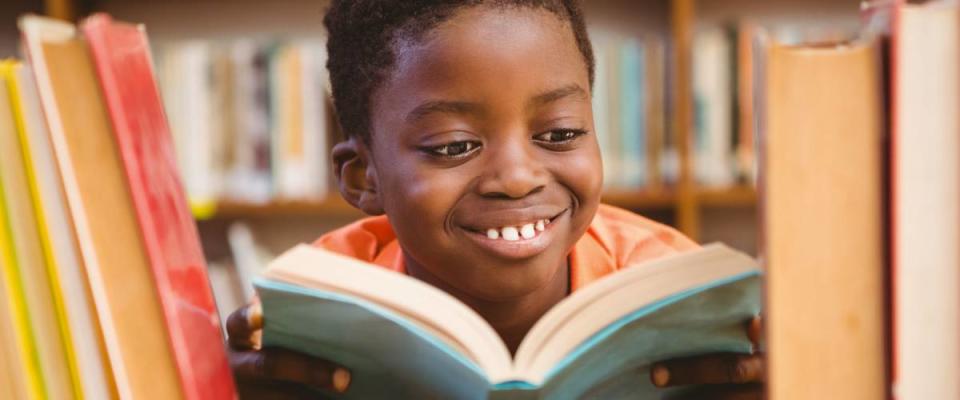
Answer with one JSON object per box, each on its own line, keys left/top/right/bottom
{"left": 81, "top": 14, "right": 236, "bottom": 400}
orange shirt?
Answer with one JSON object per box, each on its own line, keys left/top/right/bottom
{"left": 312, "top": 204, "right": 699, "bottom": 291}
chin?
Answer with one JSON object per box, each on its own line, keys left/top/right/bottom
{"left": 465, "top": 255, "right": 566, "bottom": 301}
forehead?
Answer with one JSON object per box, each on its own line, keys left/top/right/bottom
{"left": 372, "top": 6, "right": 590, "bottom": 122}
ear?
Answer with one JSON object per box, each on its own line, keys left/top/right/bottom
{"left": 332, "top": 138, "right": 384, "bottom": 215}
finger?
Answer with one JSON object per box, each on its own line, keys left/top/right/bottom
{"left": 231, "top": 348, "right": 351, "bottom": 394}
{"left": 236, "top": 380, "right": 314, "bottom": 400}
{"left": 664, "top": 383, "right": 763, "bottom": 400}
{"left": 227, "top": 302, "right": 263, "bottom": 350}
{"left": 746, "top": 316, "right": 762, "bottom": 348}
{"left": 237, "top": 379, "right": 334, "bottom": 400}
{"left": 651, "top": 353, "right": 763, "bottom": 387}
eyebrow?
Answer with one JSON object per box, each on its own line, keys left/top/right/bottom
{"left": 405, "top": 100, "right": 479, "bottom": 123}
{"left": 529, "top": 84, "right": 590, "bottom": 108}
{"left": 403, "top": 84, "right": 589, "bottom": 123}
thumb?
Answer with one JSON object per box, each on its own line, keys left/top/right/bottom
{"left": 747, "top": 316, "right": 762, "bottom": 350}
{"left": 227, "top": 301, "right": 263, "bottom": 350}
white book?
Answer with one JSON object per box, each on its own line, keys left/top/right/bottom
{"left": 589, "top": 29, "right": 619, "bottom": 190}
{"left": 8, "top": 63, "right": 112, "bottom": 400}
{"left": 160, "top": 41, "right": 219, "bottom": 210}
{"left": 693, "top": 28, "right": 735, "bottom": 187}
{"left": 0, "top": 64, "right": 74, "bottom": 400}
{"left": 892, "top": 2, "right": 960, "bottom": 399}
{"left": 299, "top": 41, "right": 329, "bottom": 199}
{"left": 276, "top": 41, "right": 328, "bottom": 199}
{"left": 226, "top": 40, "right": 272, "bottom": 203}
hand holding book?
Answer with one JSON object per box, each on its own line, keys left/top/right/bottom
{"left": 650, "top": 317, "right": 764, "bottom": 399}
{"left": 227, "top": 300, "right": 352, "bottom": 398}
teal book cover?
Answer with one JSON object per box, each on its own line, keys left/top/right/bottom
{"left": 255, "top": 244, "right": 760, "bottom": 399}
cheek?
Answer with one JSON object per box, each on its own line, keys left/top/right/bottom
{"left": 378, "top": 156, "right": 468, "bottom": 236}
{"left": 550, "top": 145, "right": 603, "bottom": 204}
{"left": 546, "top": 143, "right": 603, "bottom": 242}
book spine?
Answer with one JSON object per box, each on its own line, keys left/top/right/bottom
{"left": 763, "top": 38, "right": 886, "bottom": 400}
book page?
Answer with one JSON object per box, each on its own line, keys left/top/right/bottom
{"left": 262, "top": 245, "right": 515, "bottom": 379}
{"left": 513, "top": 244, "right": 759, "bottom": 383}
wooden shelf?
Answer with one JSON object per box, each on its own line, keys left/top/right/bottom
{"left": 205, "top": 197, "right": 364, "bottom": 219}
{"left": 44, "top": 0, "right": 75, "bottom": 21}
{"left": 697, "top": 185, "right": 758, "bottom": 207}
{"left": 602, "top": 189, "right": 678, "bottom": 209}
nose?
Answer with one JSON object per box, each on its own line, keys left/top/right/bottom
{"left": 475, "top": 137, "right": 548, "bottom": 199}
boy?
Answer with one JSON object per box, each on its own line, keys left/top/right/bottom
{"left": 227, "top": 1, "right": 763, "bottom": 398}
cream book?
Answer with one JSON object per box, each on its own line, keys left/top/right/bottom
{"left": 889, "top": 1, "right": 960, "bottom": 399}
{"left": 256, "top": 243, "right": 760, "bottom": 399}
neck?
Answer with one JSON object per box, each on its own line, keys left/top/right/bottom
{"left": 405, "top": 258, "right": 570, "bottom": 355}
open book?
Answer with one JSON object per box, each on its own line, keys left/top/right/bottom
{"left": 255, "top": 243, "right": 760, "bottom": 399}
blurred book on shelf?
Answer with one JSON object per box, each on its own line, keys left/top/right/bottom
{"left": 693, "top": 26, "right": 736, "bottom": 188}
{"left": 155, "top": 38, "right": 331, "bottom": 214}
{"left": 591, "top": 29, "right": 672, "bottom": 190}
{"left": 208, "top": 221, "right": 274, "bottom": 328}
{"left": 226, "top": 222, "right": 270, "bottom": 298}
{"left": 691, "top": 21, "right": 858, "bottom": 189}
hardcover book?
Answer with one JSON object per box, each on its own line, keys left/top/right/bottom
{"left": 762, "top": 36, "right": 885, "bottom": 400}
{"left": 81, "top": 13, "right": 236, "bottom": 400}
{"left": 21, "top": 15, "right": 185, "bottom": 399}
{"left": 256, "top": 243, "right": 760, "bottom": 399}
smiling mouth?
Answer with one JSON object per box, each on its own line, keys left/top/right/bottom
{"left": 467, "top": 211, "right": 563, "bottom": 242}
{"left": 461, "top": 208, "right": 565, "bottom": 238}
{"left": 456, "top": 208, "right": 568, "bottom": 262}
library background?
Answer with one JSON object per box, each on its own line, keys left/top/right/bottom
{"left": 1, "top": 0, "right": 958, "bottom": 399}
{"left": 3, "top": 0, "right": 864, "bottom": 290}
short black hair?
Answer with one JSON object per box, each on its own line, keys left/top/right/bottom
{"left": 324, "top": 0, "right": 595, "bottom": 144}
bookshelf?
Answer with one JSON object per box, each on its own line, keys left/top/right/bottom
{"left": 207, "top": 197, "right": 364, "bottom": 219}
{"left": 698, "top": 185, "right": 758, "bottom": 208}
{"left": 50, "top": 0, "right": 861, "bottom": 256}
{"left": 43, "top": 0, "right": 75, "bottom": 21}
{"left": 671, "top": 0, "right": 699, "bottom": 240}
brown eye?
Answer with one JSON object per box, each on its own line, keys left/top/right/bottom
{"left": 534, "top": 129, "right": 587, "bottom": 144}
{"left": 428, "top": 141, "right": 480, "bottom": 157}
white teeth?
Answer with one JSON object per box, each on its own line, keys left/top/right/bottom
{"left": 520, "top": 224, "right": 536, "bottom": 239}
{"left": 501, "top": 226, "right": 520, "bottom": 241}
{"left": 482, "top": 220, "right": 549, "bottom": 241}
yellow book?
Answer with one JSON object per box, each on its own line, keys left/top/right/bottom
{"left": 0, "top": 68, "right": 47, "bottom": 400}
{"left": 0, "top": 290, "right": 25, "bottom": 400}
{"left": 3, "top": 60, "right": 115, "bottom": 399}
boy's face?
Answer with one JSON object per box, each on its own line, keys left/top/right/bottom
{"left": 364, "top": 7, "right": 602, "bottom": 300}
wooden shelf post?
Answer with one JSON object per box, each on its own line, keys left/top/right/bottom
{"left": 44, "top": 0, "right": 76, "bottom": 21}
{"left": 670, "top": 0, "right": 700, "bottom": 240}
